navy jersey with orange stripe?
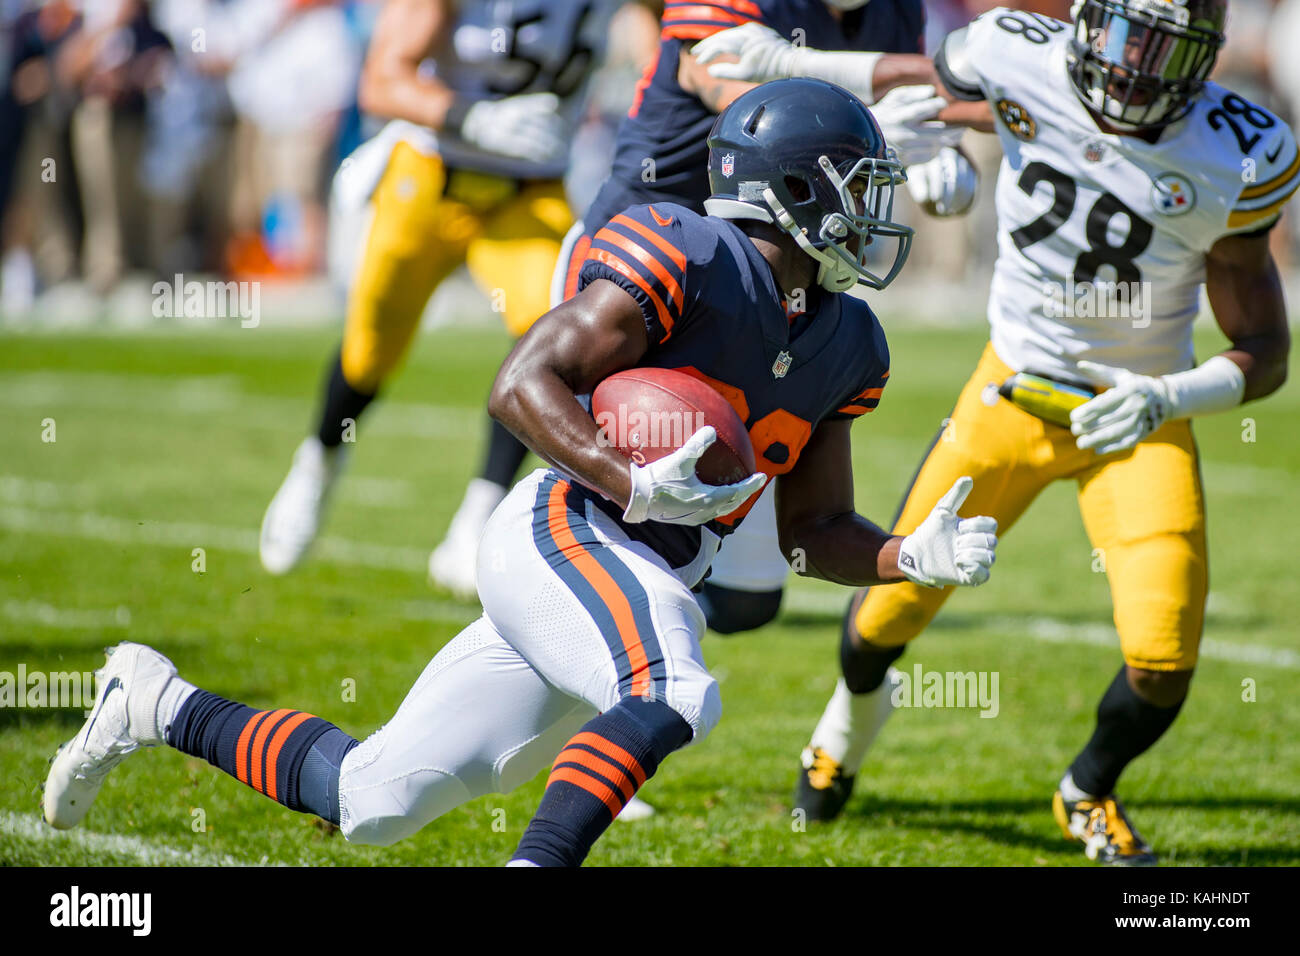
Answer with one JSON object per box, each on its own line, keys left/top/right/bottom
{"left": 587, "top": 0, "right": 925, "bottom": 231}
{"left": 577, "top": 203, "right": 890, "bottom": 570}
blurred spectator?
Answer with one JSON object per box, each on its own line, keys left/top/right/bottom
{"left": 1, "top": 0, "right": 1294, "bottom": 319}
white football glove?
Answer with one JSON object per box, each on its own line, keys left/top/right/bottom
{"left": 460, "top": 93, "right": 567, "bottom": 163}
{"left": 872, "top": 85, "right": 964, "bottom": 167}
{"left": 624, "top": 426, "right": 767, "bottom": 526}
{"left": 1069, "top": 361, "right": 1171, "bottom": 455}
{"left": 897, "top": 477, "right": 998, "bottom": 588}
{"left": 906, "top": 145, "right": 979, "bottom": 217}
{"left": 1070, "top": 356, "right": 1247, "bottom": 455}
{"left": 693, "top": 23, "right": 801, "bottom": 85}
{"left": 693, "top": 22, "right": 883, "bottom": 102}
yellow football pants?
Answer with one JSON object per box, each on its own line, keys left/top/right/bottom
{"left": 340, "top": 142, "right": 574, "bottom": 393}
{"left": 856, "top": 344, "right": 1208, "bottom": 672}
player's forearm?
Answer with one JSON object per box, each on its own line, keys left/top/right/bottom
{"left": 1206, "top": 234, "right": 1291, "bottom": 403}
{"left": 357, "top": 68, "right": 457, "bottom": 130}
{"left": 1213, "top": 266, "right": 1290, "bottom": 403}
{"left": 678, "top": 51, "right": 755, "bottom": 113}
{"left": 936, "top": 99, "right": 995, "bottom": 132}
{"left": 489, "top": 368, "right": 634, "bottom": 507}
{"left": 783, "top": 513, "right": 906, "bottom": 586}
{"left": 870, "top": 54, "right": 938, "bottom": 101}
{"left": 1222, "top": 333, "right": 1289, "bottom": 403}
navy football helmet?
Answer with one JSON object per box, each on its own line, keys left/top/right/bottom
{"left": 704, "top": 78, "right": 913, "bottom": 293}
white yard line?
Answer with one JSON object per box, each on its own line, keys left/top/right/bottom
{"left": 0, "top": 505, "right": 428, "bottom": 573}
{"left": 3, "top": 499, "right": 1295, "bottom": 668}
{"left": 0, "top": 810, "right": 280, "bottom": 866}
{"left": 0, "top": 371, "right": 479, "bottom": 439}
{"left": 780, "top": 589, "right": 1300, "bottom": 671}
{"left": 3, "top": 600, "right": 131, "bottom": 630}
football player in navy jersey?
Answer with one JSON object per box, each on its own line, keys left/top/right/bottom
{"left": 44, "top": 80, "right": 999, "bottom": 867}
{"left": 431, "top": 0, "right": 972, "bottom": 625}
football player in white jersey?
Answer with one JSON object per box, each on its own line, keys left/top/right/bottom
{"left": 705, "top": 0, "right": 1295, "bottom": 864}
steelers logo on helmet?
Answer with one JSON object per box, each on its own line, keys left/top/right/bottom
{"left": 703, "top": 78, "right": 914, "bottom": 293}
{"left": 1066, "top": 0, "right": 1227, "bottom": 130}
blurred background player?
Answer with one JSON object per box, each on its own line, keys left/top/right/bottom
{"left": 427, "top": 0, "right": 661, "bottom": 596}
{"left": 787, "top": 0, "right": 1295, "bottom": 864}
{"left": 258, "top": 0, "right": 622, "bottom": 576}
{"left": 429, "top": 0, "right": 974, "bottom": 625}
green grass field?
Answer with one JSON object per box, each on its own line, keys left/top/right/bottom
{"left": 1, "top": 320, "right": 1297, "bottom": 866}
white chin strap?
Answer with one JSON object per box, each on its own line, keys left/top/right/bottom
{"left": 763, "top": 187, "right": 857, "bottom": 293}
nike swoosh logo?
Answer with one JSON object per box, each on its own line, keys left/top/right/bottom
{"left": 1266, "top": 142, "right": 1283, "bottom": 164}
{"left": 648, "top": 205, "right": 673, "bottom": 227}
{"left": 82, "top": 676, "right": 122, "bottom": 745}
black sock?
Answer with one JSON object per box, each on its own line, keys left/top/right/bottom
{"left": 1068, "top": 666, "right": 1185, "bottom": 797}
{"left": 697, "top": 581, "right": 783, "bottom": 634}
{"left": 167, "top": 690, "right": 358, "bottom": 823}
{"left": 511, "top": 698, "right": 691, "bottom": 867}
{"left": 840, "top": 589, "right": 905, "bottom": 694}
{"left": 316, "top": 349, "right": 376, "bottom": 448}
{"left": 480, "top": 416, "right": 529, "bottom": 489}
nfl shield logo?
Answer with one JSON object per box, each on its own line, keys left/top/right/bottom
{"left": 772, "top": 350, "right": 793, "bottom": 379}
{"left": 721, "top": 153, "right": 735, "bottom": 178}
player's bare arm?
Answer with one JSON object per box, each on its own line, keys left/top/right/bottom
{"left": 1069, "top": 229, "right": 1291, "bottom": 456}
{"left": 357, "top": 0, "right": 456, "bottom": 129}
{"left": 778, "top": 424, "right": 997, "bottom": 589}
{"left": 677, "top": 47, "right": 756, "bottom": 114}
{"left": 490, "top": 280, "right": 652, "bottom": 509}
{"left": 1205, "top": 231, "right": 1290, "bottom": 402}
{"left": 775, "top": 420, "right": 905, "bottom": 585}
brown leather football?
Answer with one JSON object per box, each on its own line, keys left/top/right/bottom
{"left": 592, "top": 367, "right": 756, "bottom": 485}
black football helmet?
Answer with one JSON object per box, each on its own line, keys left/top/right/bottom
{"left": 703, "top": 78, "right": 913, "bottom": 293}
{"left": 1067, "top": 0, "right": 1227, "bottom": 130}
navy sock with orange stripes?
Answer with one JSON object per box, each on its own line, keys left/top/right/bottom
{"left": 167, "top": 690, "right": 358, "bottom": 824}
{"left": 511, "top": 697, "right": 691, "bottom": 867}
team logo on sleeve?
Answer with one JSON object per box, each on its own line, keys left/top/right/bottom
{"left": 721, "top": 153, "right": 735, "bottom": 177}
{"left": 995, "top": 99, "right": 1037, "bottom": 142}
{"left": 1151, "top": 172, "right": 1196, "bottom": 216}
{"left": 772, "top": 350, "right": 793, "bottom": 379}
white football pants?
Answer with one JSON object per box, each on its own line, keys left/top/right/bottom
{"left": 338, "top": 468, "right": 721, "bottom": 846}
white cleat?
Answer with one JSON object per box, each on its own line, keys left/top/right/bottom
{"left": 617, "top": 794, "right": 656, "bottom": 822}
{"left": 43, "top": 643, "right": 178, "bottom": 830}
{"left": 259, "top": 437, "right": 347, "bottom": 575}
{"left": 429, "top": 478, "right": 507, "bottom": 599}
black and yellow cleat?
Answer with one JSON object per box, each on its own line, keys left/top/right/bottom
{"left": 794, "top": 747, "right": 855, "bottom": 822}
{"left": 1053, "top": 790, "right": 1157, "bottom": 866}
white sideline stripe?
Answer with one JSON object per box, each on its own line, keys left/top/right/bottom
{"left": 0, "top": 810, "right": 279, "bottom": 866}
{"left": 0, "top": 505, "right": 428, "bottom": 573}
{"left": 0, "top": 473, "right": 416, "bottom": 513}
{"left": 3, "top": 600, "right": 131, "bottom": 630}
{"left": 400, "top": 600, "right": 480, "bottom": 624}
{"left": 0, "top": 371, "right": 479, "bottom": 439}
{"left": 780, "top": 590, "right": 1300, "bottom": 670}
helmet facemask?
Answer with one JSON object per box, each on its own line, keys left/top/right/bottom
{"left": 765, "top": 153, "right": 914, "bottom": 293}
{"left": 1067, "top": 0, "right": 1225, "bottom": 130}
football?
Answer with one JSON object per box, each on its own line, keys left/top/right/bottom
{"left": 591, "top": 367, "right": 757, "bottom": 485}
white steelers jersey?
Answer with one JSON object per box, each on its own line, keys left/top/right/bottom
{"left": 941, "top": 8, "right": 1299, "bottom": 379}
